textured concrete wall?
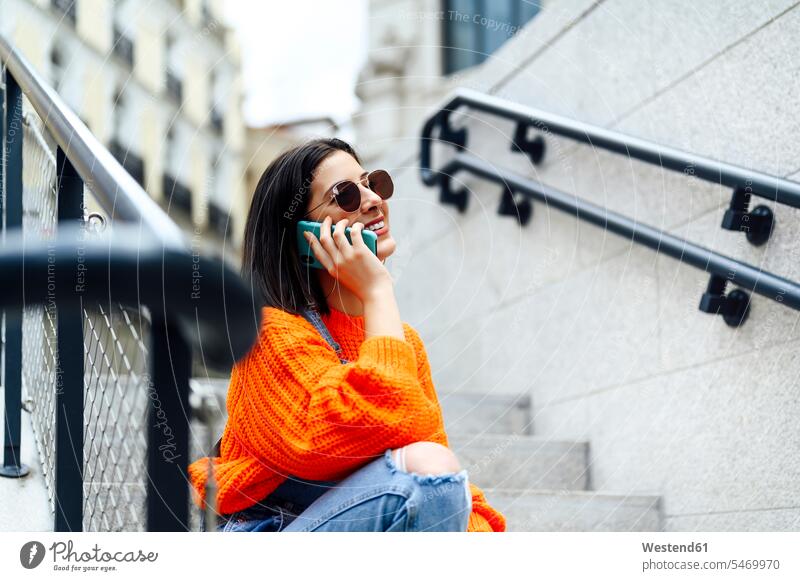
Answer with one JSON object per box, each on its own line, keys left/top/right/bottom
{"left": 386, "top": 0, "right": 800, "bottom": 530}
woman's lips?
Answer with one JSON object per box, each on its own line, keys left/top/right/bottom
{"left": 363, "top": 219, "right": 389, "bottom": 237}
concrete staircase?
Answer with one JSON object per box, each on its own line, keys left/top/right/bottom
{"left": 0, "top": 376, "right": 661, "bottom": 532}
{"left": 439, "top": 390, "right": 662, "bottom": 531}
{"left": 191, "top": 379, "right": 663, "bottom": 531}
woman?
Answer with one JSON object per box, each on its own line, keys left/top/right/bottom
{"left": 188, "top": 138, "right": 505, "bottom": 532}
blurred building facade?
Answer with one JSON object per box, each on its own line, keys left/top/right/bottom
{"left": 1, "top": 0, "right": 248, "bottom": 249}
{"left": 244, "top": 117, "right": 340, "bottom": 212}
{"left": 355, "top": 0, "right": 539, "bottom": 162}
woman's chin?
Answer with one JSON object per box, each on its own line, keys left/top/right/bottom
{"left": 377, "top": 236, "right": 397, "bottom": 262}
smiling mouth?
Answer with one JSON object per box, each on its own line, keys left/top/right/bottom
{"left": 364, "top": 219, "right": 385, "bottom": 232}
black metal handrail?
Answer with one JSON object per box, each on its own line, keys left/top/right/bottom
{"left": 422, "top": 87, "right": 800, "bottom": 207}
{"left": 0, "top": 35, "right": 181, "bottom": 245}
{"left": 420, "top": 89, "right": 800, "bottom": 325}
{"left": 422, "top": 88, "right": 800, "bottom": 246}
{"left": 1, "top": 34, "right": 261, "bottom": 532}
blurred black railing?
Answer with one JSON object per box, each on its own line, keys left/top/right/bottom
{"left": 421, "top": 88, "right": 800, "bottom": 326}
{"left": 0, "top": 34, "right": 260, "bottom": 531}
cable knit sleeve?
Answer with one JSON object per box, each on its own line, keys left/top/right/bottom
{"left": 228, "top": 308, "right": 443, "bottom": 481}
{"left": 466, "top": 483, "right": 507, "bottom": 532}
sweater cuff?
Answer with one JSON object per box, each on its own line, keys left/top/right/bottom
{"left": 358, "top": 335, "right": 417, "bottom": 373}
{"left": 468, "top": 510, "right": 494, "bottom": 532}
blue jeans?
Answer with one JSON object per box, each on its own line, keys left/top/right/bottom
{"left": 207, "top": 448, "right": 472, "bottom": 532}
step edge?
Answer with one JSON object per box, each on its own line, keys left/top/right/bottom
{"left": 448, "top": 435, "right": 590, "bottom": 446}
{"left": 482, "top": 488, "right": 662, "bottom": 502}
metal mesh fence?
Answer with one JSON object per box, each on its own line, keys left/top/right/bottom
{"left": 17, "top": 101, "right": 210, "bottom": 531}
{"left": 20, "top": 103, "right": 59, "bottom": 518}
{"left": 81, "top": 304, "right": 150, "bottom": 531}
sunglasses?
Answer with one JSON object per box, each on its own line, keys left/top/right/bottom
{"left": 304, "top": 169, "right": 394, "bottom": 216}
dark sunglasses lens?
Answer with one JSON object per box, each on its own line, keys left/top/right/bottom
{"left": 368, "top": 170, "right": 394, "bottom": 199}
{"left": 335, "top": 181, "right": 361, "bottom": 212}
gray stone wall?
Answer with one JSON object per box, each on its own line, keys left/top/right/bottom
{"left": 384, "top": 0, "right": 800, "bottom": 530}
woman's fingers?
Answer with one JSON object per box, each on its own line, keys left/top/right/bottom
{"left": 332, "top": 218, "right": 354, "bottom": 259}
{"left": 303, "top": 231, "right": 334, "bottom": 273}
{"left": 350, "top": 222, "right": 367, "bottom": 250}
{"left": 310, "top": 217, "right": 379, "bottom": 281}
{"left": 317, "top": 215, "right": 338, "bottom": 260}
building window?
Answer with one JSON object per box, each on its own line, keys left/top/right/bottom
{"left": 108, "top": 87, "right": 145, "bottom": 186}
{"left": 166, "top": 71, "right": 183, "bottom": 103}
{"left": 51, "top": 0, "right": 77, "bottom": 26}
{"left": 207, "top": 203, "right": 231, "bottom": 240}
{"left": 165, "top": 32, "right": 183, "bottom": 103}
{"left": 49, "top": 44, "right": 64, "bottom": 92}
{"left": 442, "top": 0, "right": 540, "bottom": 75}
{"left": 210, "top": 108, "right": 224, "bottom": 134}
{"left": 109, "top": 139, "right": 146, "bottom": 186}
{"left": 112, "top": 86, "right": 125, "bottom": 137}
{"left": 201, "top": 0, "right": 217, "bottom": 30}
{"left": 113, "top": 26, "right": 135, "bottom": 68}
{"left": 163, "top": 173, "right": 192, "bottom": 215}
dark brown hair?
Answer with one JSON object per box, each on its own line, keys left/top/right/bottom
{"left": 241, "top": 137, "right": 360, "bottom": 316}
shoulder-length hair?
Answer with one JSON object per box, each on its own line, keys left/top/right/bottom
{"left": 241, "top": 137, "right": 361, "bottom": 317}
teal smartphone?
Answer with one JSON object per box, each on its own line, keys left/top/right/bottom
{"left": 297, "top": 220, "right": 379, "bottom": 269}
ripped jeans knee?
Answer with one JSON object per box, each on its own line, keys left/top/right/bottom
{"left": 386, "top": 447, "right": 472, "bottom": 522}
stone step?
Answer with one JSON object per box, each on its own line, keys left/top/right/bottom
{"left": 438, "top": 391, "right": 531, "bottom": 436}
{"left": 482, "top": 488, "right": 662, "bottom": 532}
{"left": 448, "top": 434, "right": 588, "bottom": 491}
{"left": 190, "top": 378, "right": 533, "bottom": 437}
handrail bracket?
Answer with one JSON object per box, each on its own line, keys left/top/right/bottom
{"left": 436, "top": 109, "right": 468, "bottom": 150}
{"left": 497, "top": 184, "right": 533, "bottom": 225}
{"left": 698, "top": 274, "right": 751, "bottom": 327}
{"left": 438, "top": 172, "right": 469, "bottom": 213}
{"left": 720, "top": 186, "right": 774, "bottom": 246}
{"left": 510, "top": 121, "right": 546, "bottom": 165}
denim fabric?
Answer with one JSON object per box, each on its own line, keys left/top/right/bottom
{"left": 211, "top": 449, "right": 471, "bottom": 532}
{"left": 302, "top": 306, "right": 348, "bottom": 363}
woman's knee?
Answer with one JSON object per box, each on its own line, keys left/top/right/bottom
{"left": 392, "top": 441, "right": 462, "bottom": 476}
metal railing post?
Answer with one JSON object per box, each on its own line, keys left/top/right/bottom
{"left": 146, "top": 315, "right": 191, "bottom": 531}
{"left": 0, "top": 68, "right": 29, "bottom": 479}
{"left": 53, "top": 146, "right": 84, "bottom": 530}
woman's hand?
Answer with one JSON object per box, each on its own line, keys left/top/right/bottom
{"left": 303, "top": 216, "right": 393, "bottom": 303}
{"left": 303, "top": 216, "right": 405, "bottom": 340}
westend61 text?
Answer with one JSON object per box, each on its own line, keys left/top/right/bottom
{"left": 642, "top": 542, "right": 708, "bottom": 553}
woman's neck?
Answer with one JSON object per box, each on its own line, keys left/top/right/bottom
{"left": 317, "top": 271, "right": 364, "bottom": 316}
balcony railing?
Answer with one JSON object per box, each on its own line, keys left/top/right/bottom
{"left": 0, "top": 33, "right": 260, "bottom": 532}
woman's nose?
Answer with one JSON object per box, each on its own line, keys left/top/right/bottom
{"left": 359, "top": 184, "right": 383, "bottom": 211}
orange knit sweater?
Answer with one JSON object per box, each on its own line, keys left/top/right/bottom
{"left": 188, "top": 305, "right": 506, "bottom": 532}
